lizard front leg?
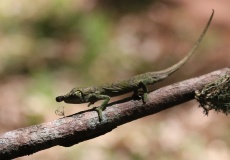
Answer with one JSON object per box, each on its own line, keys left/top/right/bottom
{"left": 86, "top": 93, "right": 110, "bottom": 121}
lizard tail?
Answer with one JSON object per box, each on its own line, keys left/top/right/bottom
{"left": 154, "top": 9, "right": 214, "bottom": 79}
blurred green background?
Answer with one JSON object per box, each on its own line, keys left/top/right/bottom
{"left": 0, "top": 0, "right": 230, "bottom": 160}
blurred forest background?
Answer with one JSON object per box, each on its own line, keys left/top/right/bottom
{"left": 0, "top": 0, "right": 230, "bottom": 160}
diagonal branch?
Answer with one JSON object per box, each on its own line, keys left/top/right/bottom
{"left": 0, "top": 68, "right": 229, "bottom": 160}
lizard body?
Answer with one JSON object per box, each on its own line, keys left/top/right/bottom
{"left": 56, "top": 10, "right": 214, "bottom": 121}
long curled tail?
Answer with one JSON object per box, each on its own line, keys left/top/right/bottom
{"left": 153, "top": 9, "right": 214, "bottom": 78}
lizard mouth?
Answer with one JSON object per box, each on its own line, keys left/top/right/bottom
{"left": 56, "top": 96, "right": 64, "bottom": 102}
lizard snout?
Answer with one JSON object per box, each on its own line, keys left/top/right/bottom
{"left": 56, "top": 96, "right": 64, "bottom": 102}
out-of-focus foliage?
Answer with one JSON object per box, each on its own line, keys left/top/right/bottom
{"left": 0, "top": 0, "right": 112, "bottom": 79}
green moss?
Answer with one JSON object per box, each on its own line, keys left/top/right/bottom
{"left": 195, "top": 73, "right": 230, "bottom": 115}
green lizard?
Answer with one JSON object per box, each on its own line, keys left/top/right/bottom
{"left": 56, "top": 10, "right": 214, "bottom": 121}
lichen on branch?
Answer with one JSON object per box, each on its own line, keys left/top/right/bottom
{"left": 195, "top": 73, "right": 230, "bottom": 115}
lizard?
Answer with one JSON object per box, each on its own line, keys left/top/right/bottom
{"left": 56, "top": 10, "right": 214, "bottom": 121}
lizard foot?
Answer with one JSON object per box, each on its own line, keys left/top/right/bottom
{"left": 142, "top": 93, "right": 148, "bottom": 104}
{"left": 94, "top": 107, "right": 103, "bottom": 121}
{"left": 88, "top": 102, "right": 95, "bottom": 107}
{"left": 132, "top": 93, "right": 141, "bottom": 100}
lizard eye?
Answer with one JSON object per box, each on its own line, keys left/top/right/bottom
{"left": 73, "top": 90, "right": 83, "bottom": 98}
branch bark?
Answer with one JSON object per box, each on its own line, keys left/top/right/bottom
{"left": 0, "top": 68, "right": 229, "bottom": 159}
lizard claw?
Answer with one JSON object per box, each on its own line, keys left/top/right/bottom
{"left": 88, "top": 101, "right": 97, "bottom": 107}
{"left": 88, "top": 102, "right": 93, "bottom": 107}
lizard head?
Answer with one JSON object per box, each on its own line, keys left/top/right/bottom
{"left": 56, "top": 88, "right": 84, "bottom": 104}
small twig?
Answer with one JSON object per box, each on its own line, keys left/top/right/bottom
{"left": 55, "top": 106, "right": 66, "bottom": 117}
{"left": 0, "top": 68, "right": 229, "bottom": 160}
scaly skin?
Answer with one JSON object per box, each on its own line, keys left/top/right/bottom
{"left": 56, "top": 10, "right": 214, "bottom": 121}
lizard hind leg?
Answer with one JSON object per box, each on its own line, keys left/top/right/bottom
{"left": 132, "top": 82, "right": 148, "bottom": 104}
{"left": 132, "top": 89, "right": 141, "bottom": 100}
{"left": 139, "top": 81, "right": 148, "bottom": 104}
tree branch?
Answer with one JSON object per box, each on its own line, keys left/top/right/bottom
{"left": 0, "top": 68, "right": 229, "bottom": 159}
